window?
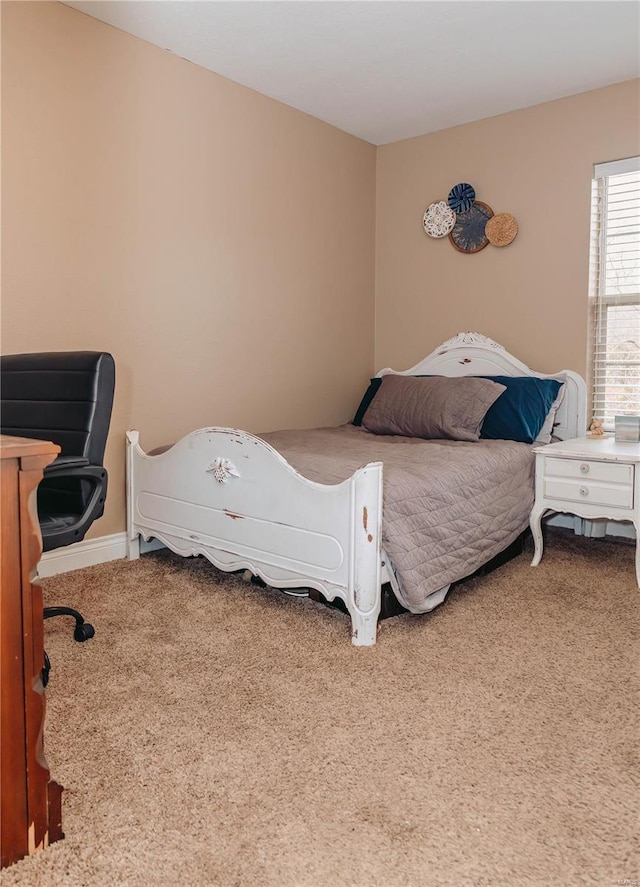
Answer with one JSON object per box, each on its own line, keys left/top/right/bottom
{"left": 588, "top": 156, "right": 640, "bottom": 429}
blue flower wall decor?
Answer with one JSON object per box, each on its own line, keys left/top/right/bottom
{"left": 447, "top": 183, "right": 476, "bottom": 213}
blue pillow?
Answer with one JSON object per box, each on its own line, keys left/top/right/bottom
{"left": 353, "top": 378, "right": 383, "bottom": 425}
{"left": 477, "top": 376, "right": 562, "bottom": 444}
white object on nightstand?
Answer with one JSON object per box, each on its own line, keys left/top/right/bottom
{"left": 530, "top": 437, "right": 640, "bottom": 586}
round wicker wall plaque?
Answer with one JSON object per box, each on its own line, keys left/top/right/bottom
{"left": 448, "top": 201, "right": 493, "bottom": 253}
{"left": 423, "top": 201, "right": 456, "bottom": 238}
{"left": 485, "top": 212, "right": 519, "bottom": 247}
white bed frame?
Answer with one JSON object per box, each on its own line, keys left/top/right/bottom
{"left": 126, "top": 332, "right": 587, "bottom": 646}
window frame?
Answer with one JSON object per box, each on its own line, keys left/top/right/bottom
{"left": 587, "top": 156, "right": 640, "bottom": 431}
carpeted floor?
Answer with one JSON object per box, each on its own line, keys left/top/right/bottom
{"left": 2, "top": 530, "right": 638, "bottom": 887}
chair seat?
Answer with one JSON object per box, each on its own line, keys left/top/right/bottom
{"left": 38, "top": 513, "right": 81, "bottom": 531}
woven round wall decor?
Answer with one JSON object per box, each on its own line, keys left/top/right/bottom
{"left": 448, "top": 201, "right": 493, "bottom": 253}
{"left": 423, "top": 201, "right": 456, "bottom": 238}
{"left": 447, "top": 183, "right": 476, "bottom": 214}
{"left": 485, "top": 212, "right": 519, "bottom": 247}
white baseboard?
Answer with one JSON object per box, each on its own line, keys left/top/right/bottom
{"left": 38, "top": 532, "right": 128, "bottom": 578}
{"left": 37, "top": 534, "right": 166, "bottom": 578}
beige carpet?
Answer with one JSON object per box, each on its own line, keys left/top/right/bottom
{"left": 3, "top": 530, "right": 638, "bottom": 887}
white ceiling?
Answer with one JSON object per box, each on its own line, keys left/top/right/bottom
{"left": 63, "top": 1, "right": 640, "bottom": 146}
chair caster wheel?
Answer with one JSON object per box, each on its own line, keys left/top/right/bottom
{"left": 74, "top": 622, "right": 95, "bottom": 642}
{"left": 42, "top": 651, "right": 51, "bottom": 687}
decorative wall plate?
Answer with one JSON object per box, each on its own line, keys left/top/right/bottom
{"left": 485, "top": 212, "right": 519, "bottom": 247}
{"left": 448, "top": 183, "right": 476, "bottom": 213}
{"left": 423, "top": 201, "right": 456, "bottom": 238}
{"left": 448, "top": 201, "right": 493, "bottom": 253}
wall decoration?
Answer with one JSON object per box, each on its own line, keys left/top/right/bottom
{"left": 449, "top": 201, "right": 494, "bottom": 253}
{"left": 422, "top": 200, "right": 456, "bottom": 238}
{"left": 447, "top": 182, "right": 476, "bottom": 213}
{"left": 423, "top": 182, "right": 519, "bottom": 253}
{"left": 485, "top": 212, "right": 519, "bottom": 247}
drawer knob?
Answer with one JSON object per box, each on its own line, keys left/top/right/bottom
{"left": 580, "top": 463, "right": 590, "bottom": 474}
{"left": 579, "top": 486, "right": 589, "bottom": 496}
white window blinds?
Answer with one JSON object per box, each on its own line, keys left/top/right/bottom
{"left": 588, "top": 156, "right": 640, "bottom": 429}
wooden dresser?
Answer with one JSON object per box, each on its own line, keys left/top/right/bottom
{"left": 1, "top": 435, "right": 64, "bottom": 869}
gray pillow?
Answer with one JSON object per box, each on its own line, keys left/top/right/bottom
{"left": 362, "top": 375, "right": 507, "bottom": 442}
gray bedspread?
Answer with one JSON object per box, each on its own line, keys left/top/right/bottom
{"left": 261, "top": 425, "right": 534, "bottom": 612}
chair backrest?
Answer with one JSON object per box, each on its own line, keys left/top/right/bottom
{"left": 0, "top": 352, "right": 115, "bottom": 466}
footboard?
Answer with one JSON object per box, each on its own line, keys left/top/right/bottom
{"left": 126, "top": 428, "right": 383, "bottom": 645}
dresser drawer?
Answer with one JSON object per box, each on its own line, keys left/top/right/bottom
{"left": 545, "top": 457, "right": 633, "bottom": 485}
{"left": 544, "top": 478, "right": 633, "bottom": 509}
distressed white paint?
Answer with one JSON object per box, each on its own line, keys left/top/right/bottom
{"left": 127, "top": 427, "right": 383, "bottom": 645}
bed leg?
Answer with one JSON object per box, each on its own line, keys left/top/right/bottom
{"left": 127, "top": 535, "right": 140, "bottom": 561}
{"left": 349, "top": 462, "right": 383, "bottom": 646}
{"left": 126, "top": 431, "right": 141, "bottom": 562}
{"left": 350, "top": 609, "right": 378, "bottom": 646}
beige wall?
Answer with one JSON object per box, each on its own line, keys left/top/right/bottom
{"left": 3, "top": 3, "right": 639, "bottom": 543}
{"left": 375, "top": 79, "right": 640, "bottom": 377}
{"left": 1, "top": 2, "right": 376, "bottom": 536}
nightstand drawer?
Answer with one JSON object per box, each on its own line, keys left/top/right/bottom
{"left": 544, "top": 478, "right": 633, "bottom": 509}
{"left": 545, "top": 457, "right": 633, "bottom": 485}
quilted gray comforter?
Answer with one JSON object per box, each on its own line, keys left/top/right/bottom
{"left": 261, "top": 424, "right": 534, "bottom": 612}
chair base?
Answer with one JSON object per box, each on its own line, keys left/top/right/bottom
{"left": 42, "top": 609, "right": 95, "bottom": 687}
{"left": 43, "top": 606, "right": 95, "bottom": 642}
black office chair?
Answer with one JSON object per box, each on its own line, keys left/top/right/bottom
{"left": 0, "top": 352, "right": 115, "bottom": 662}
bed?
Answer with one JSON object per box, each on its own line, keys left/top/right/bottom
{"left": 126, "top": 332, "right": 587, "bottom": 646}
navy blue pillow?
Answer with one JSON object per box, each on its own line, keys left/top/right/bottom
{"left": 477, "top": 376, "right": 562, "bottom": 444}
{"left": 353, "top": 378, "right": 383, "bottom": 425}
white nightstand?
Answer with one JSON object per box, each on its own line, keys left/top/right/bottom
{"left": 530, "top": 436, "right": 640, "bottom": 586}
